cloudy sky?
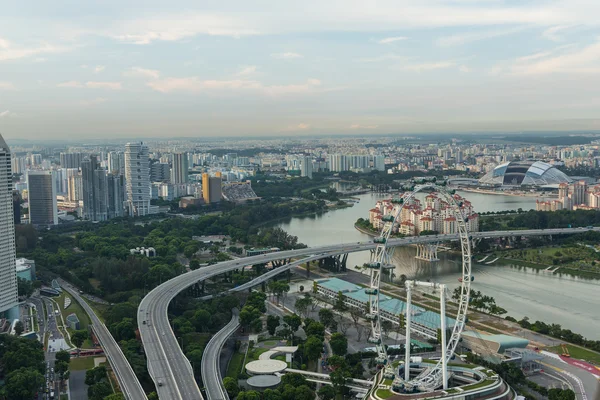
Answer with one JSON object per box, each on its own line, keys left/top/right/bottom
{"left": 1, "top": 0, "right": 600, "bottom": 139}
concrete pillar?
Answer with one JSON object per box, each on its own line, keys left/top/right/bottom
{"left": 440, "top": 284, "right": 448, "bottom": 390}
{"left": 405, "top": 281, "right": 412, "bottom": 381}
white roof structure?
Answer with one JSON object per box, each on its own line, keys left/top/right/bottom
{"left": 245, "top": 359, "right": 288, "bottom": 375}
{"left": 479, "top": 160, "right": 572, "bottom": 187}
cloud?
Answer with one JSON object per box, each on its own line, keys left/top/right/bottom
{"left": 542, "top": 25, "right": 570, "bottom": 42}
{"left": 401, "top": 61, "right": 457, "bottom": 72}
{"left": 357, "top": 53, "right": 407, "bottom": 63}
{"left": 283, "top": 123, "right": 311, "bottom": 131}
{"left": 57, "top": 81, "right": 83, "bottom": 88}
{"left": 459, "top": 65, "right": 471, "bottom": 73}
{"left": 81, "top": 98, "right": 108, "bottom": 106}
{"left": 235, "top": 65, "right": 257, "bottom": 77}
{"left": 349, "top": 124, "right": 379, "bottom": 129}
{"left": 501, "top": 40, "right": 600, "bottom": 75}
{"left": 57, "top": 81, "right": 122, "bottom": 90}
{"left": 147, "top": 76, "right": 322, "bottom": 96}
{"left": 271, "top": 52, "right": 303, "bottom": 59}
{"left": 436, "top": 27, "right": 525, "bottom": 47}
{"left": 94, "top": 65, "right": 106, "bottom": 73}
{"left": 85, "top": 81, "right": 122, "bottom": 90}
{"left": 109, "top": 14, "right": 259, "bottom": 44}
{"left": 378, "top": 37, "right": 408, "bottom": 44}
{"left": 0, "top": 110, "right": 17, "bottom": 118}
{"left": 0, "top": 37, "right": 71, "bottom": 62}
{"left": 126, "top": 67, "right": 160, "bottom": 79}
{"left": 0, "top": 81, "right": 15, "bottom": 90}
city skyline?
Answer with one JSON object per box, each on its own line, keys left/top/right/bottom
{"left": 2, "top": 1, "right": 600, "bottom": 139}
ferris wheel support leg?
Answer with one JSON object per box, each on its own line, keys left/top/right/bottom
{"left": 440, "top": 284, "right": 448, "bottom": 390}
{"left": 404, "top": 280, "right": 412, "bottom": 381}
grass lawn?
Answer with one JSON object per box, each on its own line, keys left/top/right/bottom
{"left": 226, "top": 352, "right": 245, "bottom": 378}
{"left": 376, "top": 389, "right": 394, "bottom": 399}
{"left": 547, "top": 344, "right": 600, "bottom": 365}
{"left": 462, "top": 379, "right": 494, "bottom": 391}
{"left": 58, "top": 293, "right": 91, "bottom": 330}
{"left": 88, "top": 278, "right": 101, "bottom": 289}
{"left": 246, "top": 347, "right": 270, "bottom": 362}
{"left": 70, "top": 356, "right": 98, "bottom": 371}
{"left": 261, "top": 340, "right": 277, "bottom": 346}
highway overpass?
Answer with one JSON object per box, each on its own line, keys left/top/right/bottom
{"left": 138, "top": 226, "right": 599, "bottom": 400}
{"left": 60, "top": 280, "right": 148, "bottom": 400}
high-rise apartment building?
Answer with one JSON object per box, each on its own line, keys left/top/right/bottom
{"left": 329, "top": 154, "right": 348, "bottom": 172}
{"left": 27, "top": 170, "right": 58, "bottom": 226}
{"left": 60, "top": 152, "right": 84, "bottom": 169}
{"left": 68, "top": 174, "right": 83, "bottom": 202}
{"left": 150, "top": 162, "right": 170, "bottom": 183}
{"left": 202, "top": 172, "right": 222, "bottom": 204}
{"left": 81, "top": 156, "right": 108, "bottom": 221}
{"left": 107, "top": 151, "right": 125, "bottom": 175}
{"left": 0, "top": 134, "right": 18, "bottom": 316}
{"left": 300, "top": 156, "right": 313, "bottom": 179}
{"left": 125, "top": 142, "right": 151, "bottom": 216}
{"left": 572, "top": 180, "right": 587, "bottom": 206}
{"left": 171, "top": 152, "right": 189, "bottom": 184}
{"left": 107, "top": 172, "right": 125, "bottom": 219}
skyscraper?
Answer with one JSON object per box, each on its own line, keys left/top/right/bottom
{"left": 107, "top": 151, "right": 125, "bottom": 175}
{"left": 81, "top": 156, "right": 108, "bottom": 221}
{"left": 68, "top": 174, "right": 83, "bottom": 202}
{"left": 60, "top": 152, "right": 84, "bottom": 169}
{"left": 125, "top": 142, "right": 151, "bottom": 216}
{"left": 0, "top": 134, "right": 18, "bottom": 316}
{"left": 171, "top": 152, "right": 189, "bottom": 184}
{"left": 202, "top": 172, "right": 222, "bottom": 204}
{"left": 300, "top": 156, "right": 313, "bottom": 179}
{"left": 107, "top": 172, "right": 125, "bottom": 219}
{"left": 27, "top": 171, "right": 58, "bottom": 225}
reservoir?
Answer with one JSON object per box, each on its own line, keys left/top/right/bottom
{"left": 275, "top": 191, "right": 600, "bottom": 339}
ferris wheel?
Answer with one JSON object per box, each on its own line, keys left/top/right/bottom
{"left": 366, "top": 182, "right": 472, "bottom": 392}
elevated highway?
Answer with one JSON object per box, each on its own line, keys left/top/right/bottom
{"left": 138, "top": 227, "right": 599, "bottom": 399}
{"left": 60, "top": 280, "right": 148, "bottom": 400}
{"left": 201, "top": 311, "right": 240, "bottom": 400}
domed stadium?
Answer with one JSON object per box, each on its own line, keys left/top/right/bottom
{"left": 479, "top": 160, "right": 572, "bottom": 187}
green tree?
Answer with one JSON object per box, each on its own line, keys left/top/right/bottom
{"left": 103, "top": 394, "right": 125, "bottom": 400}
{"left": 238, "top": 390, "right": 261, "bottom": 400}
{"left": 280, "top": 372, "right": 307, "bottom": 387}
{"left": 329, "top": 333, "right": 348, "bottom": 356}
{"left": 318, "top": 385, "right": 336, "bottom": 400}
{"left": 303, "top": 335, "right": 323, "bottom": 363}
{"left": 283, "top": 314, "right": 302, "bottom": 333}
{"left": 85, "top": 365, "right": 107, "bottom": 386}
{"left": 17, "top": 278, "right": 34, "bottom": 297}
{"left": 333, "top": 291, "right": 347, "bottom": 313}
{"left": 268, "top": 281, "right": 290, "bottom": 305}
{"left": 71, "top": 330, "right": 89, "bottom": 348}
{"left": 88, "top": 381, "right": 113, "bottom": 400}
{"left": 4, "top": 367, "right": 45, "bottom": 400}
{"left": 266, "top": 315, "right": 280, "bottom": 336}
{"left": 223, "top": 376, "right": 239, "bottom": 397}
{"left": 305, "top": 321, "right": 325, "bottom": 339}
{"left": 294, "top": 296, "right": 312, "bottom": 319}
{"left": 14, "top": 321, "right": 24, "bottom": 335}
{"left": 318, "top": 308, "right": 337, "bottom": 331}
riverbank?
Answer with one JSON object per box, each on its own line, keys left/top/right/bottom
{"left": 458, "top": 187, "right": 557, "bottom": 198}
{"left": 354, "top": 223, "right": 377, "bottom": 237}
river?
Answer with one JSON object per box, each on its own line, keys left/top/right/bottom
{"left": 275, "top": 191, "right": 600, "bottom": 339}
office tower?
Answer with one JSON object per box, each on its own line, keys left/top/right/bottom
{"left": 81, "top": 156, "right": 108, "bottom": 221}
{"left": 150, "top": 162, "right": 170, "bottom": 182}
{"left": 59, "top": 152, "right": 84, "bottom": 169}
{"left": 11, "top": 156, "right": 26, "bottom": 174}
{"left": 202, "top": 173, "right": 222, "bottom": 204}
{"left": 68, "top": 174, "right": 83, "bottom": 202}
{"left": 107, "top": 151, "right": 125, "bottom": 175}
{"left": 12, "top": 190, "right": 21, "bottom": 225}
{"left": 301, "top": 156, "right": 313, "bottom": 179}
{"left": 55, "top": 168, "right": 68, "bottom": 194}
{"left": 171, "top": 152, "right": 189, "bottom": 184}
{"left": 27, "top": 170, "right": 58, "bottom": 226}
{"left": 107, "top": 172, "right": 125, "bottom": 219}
{"left": 0, "top": 134, "right": 18, "bottom": 316}
{"left": 125, "top": 142, "right": 151, "bottom": 216}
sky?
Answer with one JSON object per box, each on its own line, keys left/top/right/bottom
{"left": 1, "top": 0, "right": 600, "bottom": 139}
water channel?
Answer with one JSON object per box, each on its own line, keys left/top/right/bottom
{"left": 274, "top": 191, "right": 600, "bottom": 339}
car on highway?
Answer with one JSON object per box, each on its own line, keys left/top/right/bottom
{"left": 158, "top": 380, "right": 164, "bottom": 387}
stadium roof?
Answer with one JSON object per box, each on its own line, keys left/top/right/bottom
{"left": 479, "top": 160, "right": 572, "bottom": 187}
{"left": 462, "top": 332, "right": 529, "bottom": 353}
